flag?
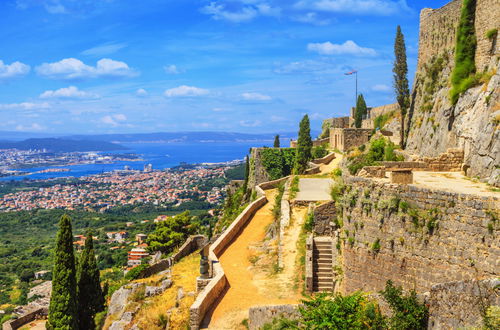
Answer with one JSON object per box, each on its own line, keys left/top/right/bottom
{"left": 344, "top": 70, "right": 357, "bottom": 75}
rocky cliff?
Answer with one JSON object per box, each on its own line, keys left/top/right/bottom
{"left": 405, "top": 0, "right": 499, "bottom": 186}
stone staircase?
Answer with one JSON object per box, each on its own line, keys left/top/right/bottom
{"left": 312, "top": 237, "right": 334, "bottom": 292}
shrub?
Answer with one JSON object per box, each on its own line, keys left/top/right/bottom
{"left": 332, "top": 168, "right": 342, "bottom": 177}
{"left": 371, "top": 239, "right": 381, "bottom": 253}
{"left": 299, "top": 292, "right": 386, "bottom": 329}
{"left": 380, "top": 280, "right": 429, "bottom": 329}
{"left": 260, "top": 148, "right": 296, "bottom": 180}
{"left": 486, "top": 28, "right": 498, "bottom": 40}
{"left": 312, "top": 145, "right": 328, "bottom": 159}
{"left": 290, "top": 176, "right": 300, "bottom": 199}
{"left": 125, "top": 264, "right": 148, "bottom": 280}
{"left": 303, "top": 212, "right": 315, "bottom": 232}
{"left": 262, "top": 317, "right": 299, "bottom": 330}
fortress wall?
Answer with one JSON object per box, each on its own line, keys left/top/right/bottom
{"left": 338, "top": 176, "right": 499, "bottom": 295}
{"left": 417, "top": 0, "right": 499, "bottom": 73}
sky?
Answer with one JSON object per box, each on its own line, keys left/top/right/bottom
{"left": 0, "top": 0, "right": 450, "bottom": 135}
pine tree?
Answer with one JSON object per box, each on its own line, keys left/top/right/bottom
{"left": 77, "top": 232, "right": 105, "bottom": 330}
{"left": 47, "top": 214, "right": 79, "bottom": 330}
{"left": 273, "top": 134, "right": 280, "bottom": 148}
{"left": 393, "top": 25, "right": 410, "bottom": 148}
{"left": 354, "top": 94, "right": 367, "bottom": 128}
{"left": 294, "top": 115, "right": 312, "bottom": 174}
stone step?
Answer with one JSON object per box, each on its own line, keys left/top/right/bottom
{"left": 313, "top": 249, "right": 332, "bottom": 254}
{"left": 314, "top": 276, "right": 333, "bottom": 281}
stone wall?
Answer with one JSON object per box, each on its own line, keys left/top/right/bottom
{"left": 323, "top": 116, "right": 350, "bottom": 129}
{"left": 418, "top": 0, "right": 499, "bottom": 73}
{"left": 313, "top": 201, "right": 337, "bottom": 236}
{"left": 290, "top": 137, "right": 329, "bottom": 148}
{"left": 248, "top": 304, "right": 301, "bottom": 330}
{"left": 330, "top": 128, "right": 371, "bottom": 151}
{"left": 413, "top": 148, "right": 464, "bottom": 172}
{"left": 138, "top": 235, "right": 207, "bottom": 279}
{"left": 249, "top": 148, "right": 271, "bottom": 188}
{"left": 406, "top": 0, "right": 500, "bottom": 186}
{"left": 190, "top": 194, "right": 269, "bottom": 329}
{"left": 338, "top": 176, "right": 499, "bottom": 295}
{"left": 427, "top": 278, "right": 500, "bottom": 329}
{"left": 2, "top": 308, "right": 47, "bottom": 330}
{"left": 370, "top": 103, "right": 399, "bottom": 120}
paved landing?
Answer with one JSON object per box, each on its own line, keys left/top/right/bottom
{"left": 295, "top": 178, "right": 333, "bottom": 201}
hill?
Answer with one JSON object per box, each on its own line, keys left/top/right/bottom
{"left": 0, "top": 138, "right": 127, "bottom": 152}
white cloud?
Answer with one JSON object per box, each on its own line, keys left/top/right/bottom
{"left": 136, "top": 88, "right": 148, "bottom": 97}
{"left": 239, "top": 120, "right": 262, "bottom": 127}
{"left": 200, "top": 1, "right": 281, "bottom": 23}
{"left": 295, "top": 0, "right": 411, "bottom": 16}
{"left": 164, "top": 85, "right": 209, "bottom": 97}
{"left": 81, "top": 43, "right": 127, "bottom": 56}
{"left": 0, "top": 60, "right": 31, "bottom": 81}
{"left": 100, "top": 114, "right": 127, "bottom": 126}
{"left": 36, "top": 58, "right": 137, "bottom": 80}
{"left": 15, "top": 123, "right": 46, "bottom": 131}
{"left": 307, "top": 40, "right": 376, "bottom": 56}
{"left": 164, "top": 65, "right": 182, "bottom": 75}
{"left": 241, "top": 92, "right": 272, "bottom": 101}
{"left": 372, "top": 84, "right": 391, "bottom": 92}
{"left": 292, "top": 12, "right": 331, "bottom": 25}
{"left": 0, "top": 102, "right": 50, "bottom": 110}
{"left": 40, "top": 86, "right": 99, "bottom": 99}
{"left": 45, "top": 3, "right": 66, "bottom": 14}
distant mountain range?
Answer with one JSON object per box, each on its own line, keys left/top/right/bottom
{"left": 0, "top": 138, "right": 127, "bottom": 152}
{"left": 0, "top": 130, "right": 319, "bottom": 152}
{"left": 65, "top": 131, "right": 303, "bottom": 144}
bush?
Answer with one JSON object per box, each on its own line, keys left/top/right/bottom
{"left": 380, "top": 280, "right": 428, "bottom": 329}
{"left": 299, "top": 292, "right": 386, "bottom": 329}
{"left": 312, "top": 145, "right": 328, "bottom": 159}
{"left": 124, "top": 264, "right": 148, "bottom": 280}
{"left": 486, "top": 28, "right": 498, "bottom": 40}
{"left": 262, "top": 317, "right": 299, "bottom": 330}
{"left": 303, "top": 212, "right": 315, "bottom": 232}
{"left": 260, "top": 148, "right": 296, "bottom": 180}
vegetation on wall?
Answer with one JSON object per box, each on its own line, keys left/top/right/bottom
{"left": 260, "top": 148, "right": 296, "bottom": 181}
{"left": 373, "top": 110, "right": 396, "bottom": 132}
{"left": 216, "top": 186, "right": 247, "bottom": 232}
{"left": 312, "top": 145, "right": 329, "bottom": 159}
{"left": 450, "top": 0, "right": 477, "bottom": 105}
{"left": 319, "top": 121, "right": 331, "bottom": 139}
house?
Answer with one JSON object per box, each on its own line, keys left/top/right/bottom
{"left": 127, "top": 248, "right": 149, "bottom": 267}
{"left": 136, "top": 233, "right": 148, "bottom": 244}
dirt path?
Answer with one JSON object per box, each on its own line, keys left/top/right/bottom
{"left": 203, "top": 190, "right": 301, "bottom": 329}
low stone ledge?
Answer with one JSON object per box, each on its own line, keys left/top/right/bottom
{"left": 311, "top": 152, "right": 336, "bottom": 165}
{"left": 305, "top": 234, "right": 314, "bottom": 293}
{"left": 248, "top": 304, "right": 301, "bottom": 330}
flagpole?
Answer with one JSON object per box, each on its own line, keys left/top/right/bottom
{"left": 355, "top": 71, "right": 358, "bottom": 109}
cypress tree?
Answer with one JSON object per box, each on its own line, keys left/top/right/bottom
{"left": 393, "top": 25, "right": 410, "bottom": 148}
{"left": 243, "top": 155, "right": 250, "bottom": 191}
{"left": 273, "top": 134, "right": 280, "bottom": 148}
{"left": 450, "top": 0, "right": 477, "bottom": 104}
{"left": 354, "top": 94, "right": 367, "bottom": 128}
{"left": 47, "top": 214, "right": 79, "bottom": 330}
{"left": 77, "top": 232, "right": 105, "bottom": 330}
{"left": 294, "top": 114, "right": 312, "bottom": 174}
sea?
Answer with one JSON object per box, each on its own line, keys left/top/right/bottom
{"left": 0, "top": 141, "right": 270, "bottom": 181}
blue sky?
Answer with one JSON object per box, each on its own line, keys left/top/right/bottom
{"left": 0, "top": 0, "right": 449, "bottom": 135}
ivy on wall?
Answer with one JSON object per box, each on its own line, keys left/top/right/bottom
{"left": 260, "top": 148, "right": 296, "bottom": 180}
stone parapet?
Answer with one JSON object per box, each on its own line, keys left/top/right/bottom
{"left": 305, "top": 234, "right": 314, "bottom": 293}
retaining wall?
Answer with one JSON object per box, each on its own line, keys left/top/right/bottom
{"left": 338, "top": 176, "right": 499, "bottom": 295}
{"left": 248, "top": 304, "right": 301, "bottom": 330}
{"left": 138, "top": 235, "right": 206, "bottom": 279}
{"left": 2, "top": 308, "right": 47, "bottom": 330}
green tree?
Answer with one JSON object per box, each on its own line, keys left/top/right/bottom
{"left": 450, "top": 0, "right": 477, "bottom": 104}
{"left": 354, "top": 94, "right": 368, "bottom": 128}
{"left": 273, "top": 134, "right": 280, "bottom": 148}
{"left": 393, "top": 25, "right": 410, "bottom": 148}
{"left": 77, "top": 232, "right": 105, "bottom": 330}
{"left": 147, "top": 211, "right": 199, "bottom": 253}
{"left": 294, "top": 115, "right": 312, "bottom": 174}
{"left": 47, "top": 214, "right": 79, "bottom": 330}
{"left": 243, "top": 155, "right": 250, "bottom": 191}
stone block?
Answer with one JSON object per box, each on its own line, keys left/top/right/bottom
{"left": 390, "top": 170, "right": 413, "bottom": 184}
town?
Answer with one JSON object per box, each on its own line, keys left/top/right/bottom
{"left": 0, "top": 148, "right": 141, "bottom": 176}
{"left": 0, "top": 166, "right": 227, "bottom": 212}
